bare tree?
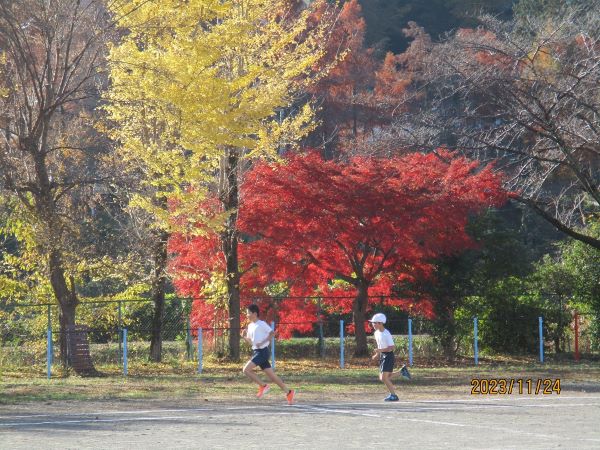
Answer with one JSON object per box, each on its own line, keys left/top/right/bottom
{"left": 0, "top": 0, "right": 111, "bottom": 373}
{"left": 392, "top": 6, "right": 600, "bottom": 249}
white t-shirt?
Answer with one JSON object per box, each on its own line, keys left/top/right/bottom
{"left": 247, "top": 320, "right": 272, "bottom": 350}
{"left": 374, "top": 329, "right": 395, "bottom": 351}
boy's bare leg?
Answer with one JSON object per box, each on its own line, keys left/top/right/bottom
{"left": 243, "top": 361, "right": 266, "bottom": 386}
{"left": 262, "top": 368, "right": 289, "bottom": 392}
{"left": 380, "top": 372, "right": 396, "bottom": 395}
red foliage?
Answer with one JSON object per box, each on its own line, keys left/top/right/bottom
{"left": 455, "top": 28, "right": 513, "bottom": 69}
{"left": 168, "top": 198, "right": 223, "bottom": 298}
{"left": 188, "top": 300, "right": 227, "bottom": 332}
{"left": 375, "top": 52, "right": 410, "bottom": 98}
{"left": 308, "top": 11, "right": 433, "bottom": 155}
{"left": 306, "top": 0, "right": 383, "bottom": 150}
{"left": 169, "top": 150, "right": 508, "bottom": 336}
{"left": 239, "top": 149, "right": 507, "bottom": 313}
{"left": 320, "top": 0, "right": 373, "bottom": 99}
{"left": 271, "top": 298, "right": 319, "bottom": 338}
{"left": 374, "top": 22, "right": 432, "bottom": 115}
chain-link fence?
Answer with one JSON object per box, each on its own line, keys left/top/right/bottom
{"left": 1, "top": 296, "right": 598, "bottom": 377}
{"left": 0, "top": 297, "right": 195, "bottom": 376}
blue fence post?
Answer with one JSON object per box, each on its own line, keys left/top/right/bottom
{"left": 270, "top": 321, "right": 276, "bottom": 370}
{"left": 340, "top": 320, "right": 345, "bottom": 369}
{"left": 408, "top": 318, "right": 413, "bottom": 367}
{"left": 186, "top": 317, "right": 192, "bottom": 361}
{"left": 47, "top": 304, "right": 52, "bottom": 334}
{"left": 118, "top": 301, "right": 122, "bottom": 364}
{"left": 47, "top": 304, "right": 52, "bottom": 379}
{"left": 539, "top": 316, "right": 544, "bottom": 363}
{"left": 197, "top": 327, "right": 203, "bottom": 374}
{"left": 46, "top": 328, "right": 52, "bottom": 379}
{"left": 123, "top": 328, "right": 128, "bottom": 376}
{"left": 474, "top": 317, "right": 479, "bottom": 366}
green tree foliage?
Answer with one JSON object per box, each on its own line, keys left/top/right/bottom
{"left": 526, "top": 256, "right": 577, "bottom": 353}
{"left": 560, "top": 222, "right": 600, "bottom": 348}
{"left": 425, "top": 206, "right": 534, "bottom": 359}
{"left": 467, "top": 277, "right": 544, "bottom": 354}
{"left": 460, "top": 238, "right": 590, "bottom": 355}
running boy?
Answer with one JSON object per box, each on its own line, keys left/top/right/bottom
{"left": 242, "top": 304, "right": 295, "bottom": 405}
{"left": 369, "top": 312, "right": 411, "bottom": 402}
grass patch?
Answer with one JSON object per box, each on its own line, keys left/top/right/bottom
{"left": 3, "top": 335, "right": 600, "bottom": 405}
{"left": 2, "top": 359, "right": 599, "bottom": 405}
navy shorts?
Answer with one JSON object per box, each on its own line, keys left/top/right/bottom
{"left": 251, "top": 347, "right": 271, "bottom": 370}
{"left": 379, "top": 352, "right": 395, "bottom": 373}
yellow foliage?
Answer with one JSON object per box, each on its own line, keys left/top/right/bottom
{"left": 103, "top": 0, "right": 338, "bottom": 231}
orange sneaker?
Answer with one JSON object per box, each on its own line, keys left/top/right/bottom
{"left": 286, "top": 389, "right": 296, "bottom": 405}
{"left": 257, "top": 384, "right": 270, "bottom": 398}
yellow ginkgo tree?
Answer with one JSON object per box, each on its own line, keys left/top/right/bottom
{"left": 104, "top": 0, "right": 341, "bottom": 359}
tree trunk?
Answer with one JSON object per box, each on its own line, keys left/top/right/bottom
{"left": 220, "top": 147, "right": 241, "bottom": 361}
{"left": 555, "top": 300, "right": 565, "bottom": 354}
{"left": 441, "top": 311, "right": 457, "bottom": 361}
{"left": 352, "top": 284, "right": 370, "bottom": 357}
{"left": 58, "top": 298, "right": 76, "bottom": 369}
{"left": 49, "top": 249, "right": 77, "bottom": 368}
{"left": 149, "top": 228, "right": 169, "bottom": 362}
{"left": 352, "top": 103, "right": 358, "bottom": 138}
{"left": 0, "top": 0, "right": 107, "bottom": 377}
{"left": 49, "top": 249, "right": 97, "bottom": 375}
{"left": 225, "top": 255, "right": 241, "bottom": 360}
{"left": 441, "top": 333, "right": 457, "bottom": 362}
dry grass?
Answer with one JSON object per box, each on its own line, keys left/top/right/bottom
{"left": 2, "top": 358, "right": 599, "bottom": 405}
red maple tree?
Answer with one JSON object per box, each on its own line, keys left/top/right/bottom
{"left": 168, "top": 200, "right": 319, "bottom": 340}
{"left": 169, "top": 150, "right": 507, "bottom": 353}
{"left": 238, "top": 150, "right": 508, "bottom": 355}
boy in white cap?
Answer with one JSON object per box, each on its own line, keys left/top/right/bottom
{"left": 369, "top": 312, "right": 411, "bottom": 401}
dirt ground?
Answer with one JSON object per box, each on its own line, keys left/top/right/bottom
{"left": 2, "top": 362, "right": 600, "bottom": 449}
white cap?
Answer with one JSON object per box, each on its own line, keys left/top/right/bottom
{"left": 369, "top": 313, "right": 387, "bottom": 324}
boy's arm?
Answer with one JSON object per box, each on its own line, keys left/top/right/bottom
{"left": 372, "top": 341, "right": 395, "bottom": 359}
{"left": 241, "top": 328, "right": 252, "bottom": 344}
{"left": 373, "top": 345, "right": 395, "bottom": 354}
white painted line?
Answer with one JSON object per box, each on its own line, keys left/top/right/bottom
{"left": 0, "top": 405, "right": 298, "bottom": 421}
{"left": 395, "top": 417, "right": 600, "bottom": 444}
{"left": 2, "top": 394, "right": 597, "bottom": 418}
{"left": 0, "top": 407, "right": 216, "bottom": 420}
{"left": 2, "top": 396, "right": 598, "bottom": 429}
{"left": 0, "top": 411, "right": 317, "bottom": 428}
{"left": 0, "top": 415, "right": 200, "bottom": 427}
{"left": 297, "top": 404, "right": 600, "bottom": 444}
{"left": 2, "top": 402, "right": 599, "bottom": 445}
{"left": 503, "top": 402, "right": 600, "bottom": 408}
{"left": 293, "top": 405, "right": 381, "bottom": 418}
{"left": 314, "top": 395, "right": 600, "bottom": 406}
{"left": 2, "top": 397, "right": 599, "bottom": 422}
{"left": 298, "top": 401, "right": 600, "bottom": 411}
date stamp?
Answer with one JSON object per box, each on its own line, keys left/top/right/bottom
{"left": 471, "top": 378, "right": 561, "bottom": 395}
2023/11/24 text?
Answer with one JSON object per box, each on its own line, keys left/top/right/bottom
{"left": 471, "top": 378, "right": 561, "bottom": 395}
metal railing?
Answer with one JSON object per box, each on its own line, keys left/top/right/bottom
{"left": 1, "top": 297, "right": 598, "bottom": 378}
